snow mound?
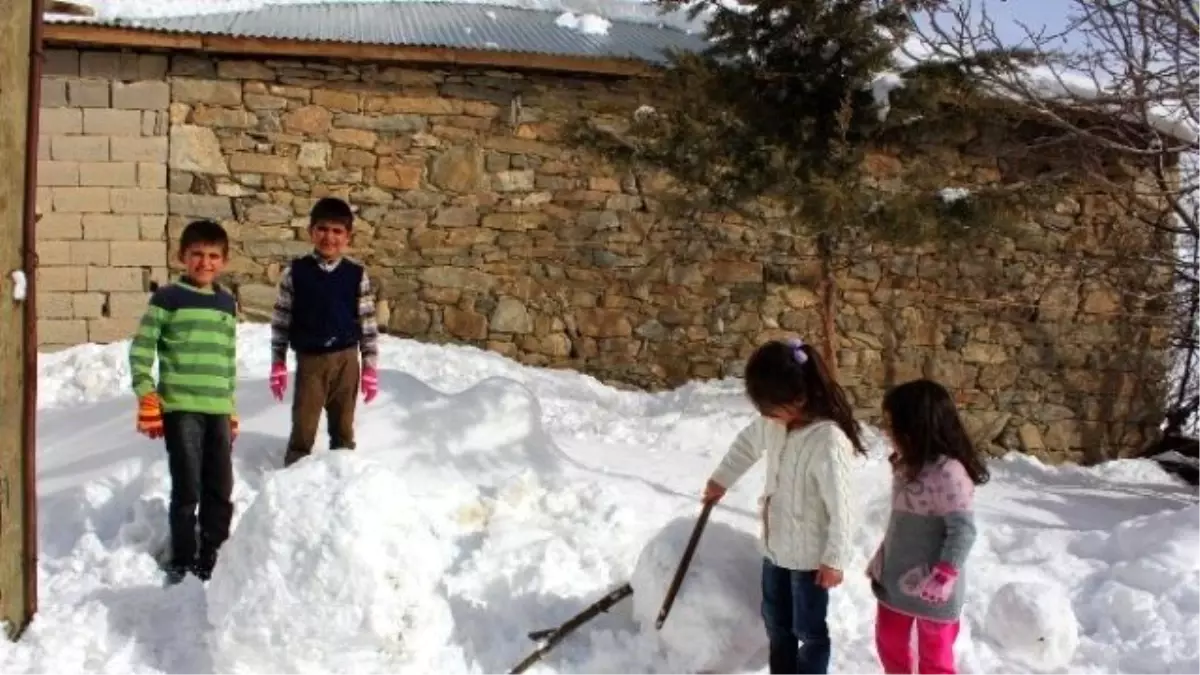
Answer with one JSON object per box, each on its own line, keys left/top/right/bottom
{"left": 983, "top": 580, "right": 1079, "bottom": 671}
{"left": 366, "top": 374, "right": 563, "bottom": 492}
{"left": 629, "top": 513, "right": 765, "bottom": 673}
{"left": 206, "top": 452, "right": 459, "bottom": 673}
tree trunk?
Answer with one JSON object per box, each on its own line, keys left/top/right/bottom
{"left": 817, "top": 233, "right": 839, "bottom": 375}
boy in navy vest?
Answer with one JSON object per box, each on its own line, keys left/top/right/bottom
{"left": 268, "top": 197, "right": 380, "bottom": 467}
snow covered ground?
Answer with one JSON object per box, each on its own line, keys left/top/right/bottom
{"left": 4, "top": 323, "right": 1198, "bottom": 673}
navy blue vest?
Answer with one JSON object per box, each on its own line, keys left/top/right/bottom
{"left": 288, "top": 256, "right": 364, "bottom": 354}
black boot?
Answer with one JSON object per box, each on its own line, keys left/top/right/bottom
{"left": 162, "top": 559, "right": 190, "bottom": 586}
{"left": 192, "top": 547, "right": 218, "bottom": 582}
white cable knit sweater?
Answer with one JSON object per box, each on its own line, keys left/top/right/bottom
{"left": 709, "top": 417, "right": 856, "bottom": 572}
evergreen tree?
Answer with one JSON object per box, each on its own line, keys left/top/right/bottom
{"left": 571, "top": 0, "right": 1068, "bottom": 369}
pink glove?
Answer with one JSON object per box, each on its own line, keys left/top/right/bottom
{"left": 269, "top": 362, "right": 288, "bottom": 401}
{"left": 918, "top": 562, "right": 958, "bottom": 604}
{"left": 361, "top": 367, "right": 378, "bottom": 404}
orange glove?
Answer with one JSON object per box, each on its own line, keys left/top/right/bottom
{"left": 136, "top": 392, "right": 164, "bottom": 439}
{"left": 231, "top": 415, "right": 239, "bottom": 441}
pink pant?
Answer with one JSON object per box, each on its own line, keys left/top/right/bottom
{"left": 875, "top": 603, "right": 960, "bottom": 674}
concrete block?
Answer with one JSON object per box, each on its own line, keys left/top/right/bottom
{"left": 43, "top": 49, "right": 80, "bottom": 77}
{"left": 37, "top": 212, "right": 83, "bottom": 240}
{"left": 38, "top": 161, "right": 80, "bottom": 187}
{"left": 53, "top": 187, "right": 111, "bottom": 213}
{"left": 87, "top": 266, "right": 144, "bottom": 292}
{"left": 72, "top": 292, "right": 106, "bottom": 319}
{"left": 39, "top": 319, "right": 88, "bottom": 345}
{"left": 36, "top": 240, "right": 71, "bottom": 266}
{"left": 51, "top": 135, "right": 108, "bottom": 162}
{"left": 110, "top": 241, "right": 167, "bottom": 267}
{"left": 137, "top": 162, "right": 167, "bottom": 189}
{"left": 112, "top": 81, "right": 170, "bottom": 111}
{"left": 111, "top": 188, "right": 168, "bottom": 215}
{"left": 37, "top": 266, "right": 87, "bottom": 291}
{"left": 79, "top": 162, "right": 138, "bottom": 187}
{"left": 40, "top": 78, "right": 68, "bottom": 107}
{"left": 38, "top": 292, "right": 74, "bottom": 319}
{"left": 89, "top": 317, "right": 142, "bottom": 343}
{"left": 83, "top": 108, "right": 144, "bottom": 136}
{"left": 139, "top": 215, "right": 168, "bottom": 241}
{"left": 107, "top": 291, "right": 151, "bottom": 318}
{"left": 82, "top": 214, "right": 140, "bottom": 240}
{"left": 110, "top": 137, "right": 168, "bottom": 162}
{"left": 67, "top": 78, "right": 110, "bottom": 108}
{"left": 69, "top": 241, "right": 111, "bottom": 265}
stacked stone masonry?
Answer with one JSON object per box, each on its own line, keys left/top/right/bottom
{"left": 36, "top": 49, "right": 170, "bottom": 348}
{"left": 33, "top": 47, "right": 1173, "bottom": 463}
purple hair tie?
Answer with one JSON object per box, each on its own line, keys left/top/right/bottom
{"left": 787, "top": 337, "right": 808, "bottom": 365}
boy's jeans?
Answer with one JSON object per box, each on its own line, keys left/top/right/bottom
{"left": 761, "top": 558, "right": 831, "bottom": 674}
{"left": 163, "top": 411, "right": 234, "bottom": 567}
{"left": 875, "top": 603, "right": 960, "bottom": 674}
{"left": 284, "top": 347, "right": 360, "bottom": 467}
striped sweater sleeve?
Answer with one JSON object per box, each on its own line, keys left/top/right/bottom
{"left": 358, "top": 268, "right": 379, "bottom": 371}
{"left": 710, "top": 418, "right": 765, "bottom": 488}
{"left": 935, "top": 460, "right": 978, "bottom": 569}
{"left": 129, "top": 293, "right": 168, "bottom": 398}
{"left": 270, "top": 265, "right": 293, "bottom": 365}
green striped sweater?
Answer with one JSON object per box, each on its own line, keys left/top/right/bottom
{"left": 129, "top": 279, "right": 238, "bottom": 415}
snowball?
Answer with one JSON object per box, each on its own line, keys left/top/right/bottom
{"left": 630, "top": 515, "right": 765, "bottom": 673}
{"left": 554, "top": 11, "right": 611, "bottom": 36}
{"left": 206, "top": 452, "right": 456, "bottom": 673}
{"left": 984, "top": 580, "right": 1079, "bottom": 671}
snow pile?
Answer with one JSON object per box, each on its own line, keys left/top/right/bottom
{"left": 984, "top": 580, "right": 1079, "bottom": 671}
{"left": 206, "top": 452, "right": 460, "bottom": 673}
{"left": 629, "top": 515, "right": 764, "bottom": 673}
{"left": 555, "top": 11, "right": 611, "bottom": 35}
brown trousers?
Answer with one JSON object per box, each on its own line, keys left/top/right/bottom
{"left": 284, "top": 347, "right": 360, "bottom": 467}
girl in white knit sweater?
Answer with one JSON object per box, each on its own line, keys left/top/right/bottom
{"left": 703, "top": 337, "right": 864, "bottom": 675}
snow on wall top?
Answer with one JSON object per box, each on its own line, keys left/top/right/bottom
{"left": 47, "top": 0, "right": 710, "bottom": 63}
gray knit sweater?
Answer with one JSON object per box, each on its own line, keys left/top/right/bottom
{"left": 869, "top": 456, "right": 978, "bottom": 623}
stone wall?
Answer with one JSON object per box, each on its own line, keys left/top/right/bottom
{"left": 34, "top": 46, "right": 1173, "bottom": 462}
{"left": 35, "top": 49, "right": 170, "bottom": 348}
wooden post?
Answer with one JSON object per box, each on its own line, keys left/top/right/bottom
{"left": 0, "top": 0, "right": 37, "bottom": 640}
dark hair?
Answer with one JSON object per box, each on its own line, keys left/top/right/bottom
{"left": 178, "top": 219, "right": 229, "bottom": 256}
{"left": 744, "top": 338, "right": 865, "bottom": 455}
{"left": 882, "top": 379, "right": 990, "bottom": 485}
{"left": 309, "top": 197, "right": 354, "bottom": 230}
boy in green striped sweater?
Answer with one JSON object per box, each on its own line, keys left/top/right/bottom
{"left": 129, "top": 219, "right": 239, "bottom": 585}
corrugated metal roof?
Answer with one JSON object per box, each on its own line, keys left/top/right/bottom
{"left": 46, "top": 2, "right": 710, "bottom": 63}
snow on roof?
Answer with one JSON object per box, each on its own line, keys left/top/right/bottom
{"left": 55, "top": 0, "right": 1196, "bottom": 143}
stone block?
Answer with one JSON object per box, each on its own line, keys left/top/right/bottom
{"left": 138, "top": 55, "right": 169, "bottom": 79}
{"left": 37, "top": 212, "right": 83, "bottom": 239}
{"left": 38, "top": 135, "right": 50, "bottom": 160}
{"left": 39, "top": 319, "right": 88, "bottom": 345}
{"left": 87, "top": 266, "right": 144, "bottom": 292}
{"left": 217, "top": 60, "right": 275, "bottom": 80}
{"left": 36, "top": 240, "right": 71, "bottom": 266}
{"left": 39, "top": 107, "right": 81, "bottom": 134}
{"left": 38, "top": 292, "right": 74, "bottom": 319}
{"left": 110, "top": 137, "right": 168, "bottom": 162}
{"left": 69, "top": 241, "right": 110, "bottom": 265}
{"left": 110, "top": 241, "right": 167, "bottom": 267}
{"left": 112, "top": 81, "right": 170, "bottom": 110}
{"left": 53, "top": 187, "right": 111, "bottom": 213}
{"left": 72, "top": 292, "right": 106, "bottom": 319}
{"left": 169, "top": 125, "right": 229, "bottom": 175}
{"left": 89, "top": 317, "right": 142, "bottom": 343}
{"left": 229, "top": 153, "right": 296, "bottom": 175}
{"left": 38, "top": 161, "right": 79, "bottom": 187}
{"left": 83, "top": 108, "right": 144, "bottom": 136}
{"left": 79, "top": 162, "right": 138, "bottom": 187}
{"left": 107, "top": 291, "right": 151, "bottom": 318}
{"left": 66, "top": 78, "right": 110, "bottom": 108}
{"left": 169, "top": 194, "right": 233, "bottom": 220}
{"left": 83, "top": 214, "right": 141, "bottom": 240}
{"left": 51, "top": 135, "right": 108, "bottom": 162}
{"left": 172, "top": 79, "right": 243, "bottom": 106}
{"left": 37, "top": 266, "right": 86, "bottom": 291}
{"left": 111, "top": 188, "right": 168, "bottom": 215}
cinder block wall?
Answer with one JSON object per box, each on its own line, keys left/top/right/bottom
{"left": 36, "top": 49, "right": 171, "bottom": 350}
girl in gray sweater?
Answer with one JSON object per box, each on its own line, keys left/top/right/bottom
{"left": 868, "top": 379, "right": 990, "bottom": 674}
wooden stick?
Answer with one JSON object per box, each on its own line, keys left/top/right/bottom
{"left": 509, "top": 582, "right": 634, "bottom": 674}
{"left": 655, "top": 500, "right": 714, "bottom": 630}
